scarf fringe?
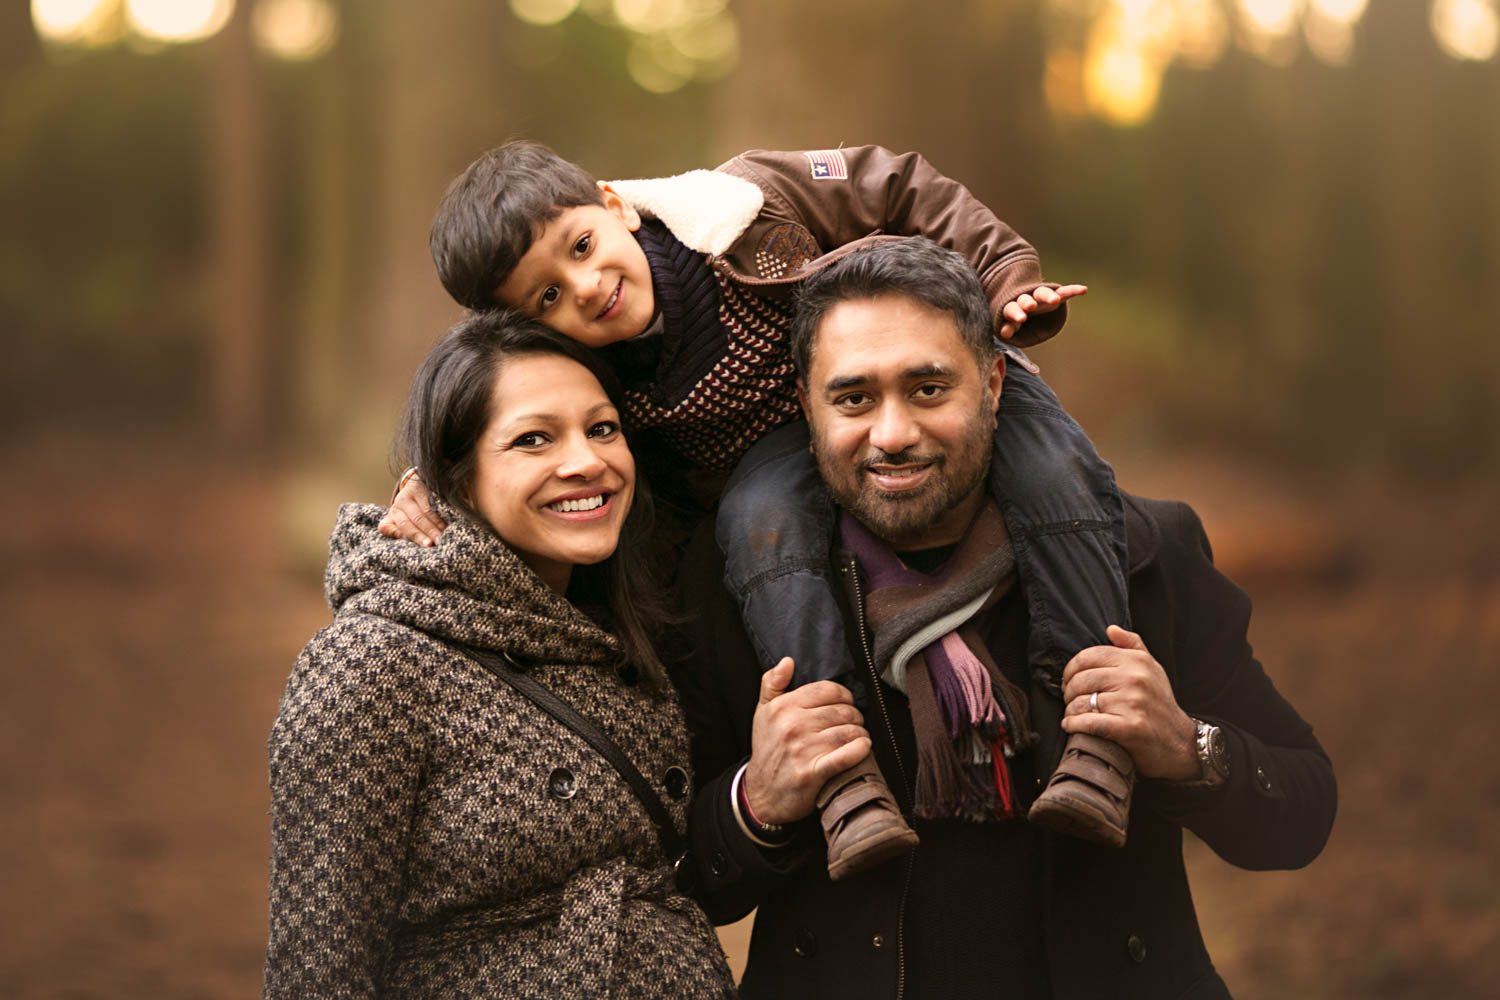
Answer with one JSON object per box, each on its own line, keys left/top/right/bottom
{"left": 845, "top": 502, "right": 1022, "bottom": 823}
{"left": 914, "top": 728, "right": 1016, "bottom": 822}
{"left": 914, "top": 636, "right": 1016, "bottom": 821}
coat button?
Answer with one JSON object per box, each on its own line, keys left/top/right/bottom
{"left": 1256, "top": 767, "right": 1273, "bottom": 792}
{"left": 1126, "top": 934, "right": 1147, "bottom": 964}
{"left": 871, "top": 933, "right": 885, "bottom": 950}
{"left": 617, "top": 662, "right": 640, "bottom": 685}
{"left": 548, "top": 767, "right": 577, "bottom": 800}
{"left": 709, "top": 852, "right": 728, "bottom": 877}
{"left": 794, "top": 928, "right": 818, "bottom": 958}
{"left": 663, "top": 765, "right": 689, "bottom": 799}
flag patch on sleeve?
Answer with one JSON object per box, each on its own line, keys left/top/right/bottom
{"left": 804, "top": 150, "right": 848, "bottom": 180}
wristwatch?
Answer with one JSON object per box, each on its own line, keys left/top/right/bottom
{"left": 1192, "top": 718, "right": 1231, "bottom": 787}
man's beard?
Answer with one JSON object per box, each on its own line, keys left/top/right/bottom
{"left": 810, "top": 399, "right": 994, "bottom": 550}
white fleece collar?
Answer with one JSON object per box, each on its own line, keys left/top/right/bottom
{"left": 606, "top": 169, "right": 764, "bottom": 257}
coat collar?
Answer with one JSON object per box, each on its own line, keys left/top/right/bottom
{"left": 1123, "top": 493, "right": 1162, "bottom": 575}
{"left": 323, "top": 501, "right": 621, "bottom": 667}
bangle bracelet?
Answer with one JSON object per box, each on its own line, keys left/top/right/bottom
{"left": 741, "top": 778, "right": 782, "bottom": 834}
{"left": 730, "top": 764, "right": 790, "bottom": 848}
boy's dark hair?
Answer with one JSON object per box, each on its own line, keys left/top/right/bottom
{"left": 790, "top": 237, "right": 996, "bottom": 381}
{"left": 430, "top": 140, "right": 604, "bottom": 310}
{"left": 398, "top": 309, "right": 671, "bottom": 683}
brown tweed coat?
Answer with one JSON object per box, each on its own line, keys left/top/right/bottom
{"left": 265, "top": 503, "right": 735, "bottom": 998}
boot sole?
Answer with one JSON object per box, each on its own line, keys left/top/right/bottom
{"left": 827, "top": 826, "right": 920, "bottom": 882}
{"left": 1027, "top": 795, "right": 1128, "bottom": 848}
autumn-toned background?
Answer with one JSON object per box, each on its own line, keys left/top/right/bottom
{"left": 3, "top": 1, "right": 1497, "bottom": 996}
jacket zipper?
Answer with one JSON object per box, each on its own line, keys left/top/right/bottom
{"left": 896, "top": 850, "right": 914, "bottom": 1000}
{"left": 845, "top": 555, "right": 910, "bottom": 794}
{"left": 844, "top": 554, "right": 912, "bottom": 1000}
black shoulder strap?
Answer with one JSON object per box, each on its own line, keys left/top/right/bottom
{"left": 456, "top": 643, "right": 687, "bottom": 866}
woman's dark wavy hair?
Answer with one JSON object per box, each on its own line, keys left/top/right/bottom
{"left": 398, "top": 309, "right": 671, "bottom": 683}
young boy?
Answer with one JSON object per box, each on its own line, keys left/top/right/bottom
{"left": 386, "top": 141, "right": 1135, "bottom": 879}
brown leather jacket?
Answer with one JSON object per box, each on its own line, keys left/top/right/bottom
{"left": 713, "top": 145, "right": 1065, "bottom": 348}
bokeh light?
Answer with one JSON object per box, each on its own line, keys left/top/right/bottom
{"left": 1173, "top": 0, "right": 1231, "bottom": 67}
{"left": 626, "top": 32, "right": 695, "bottom": 92}
{"left": 505, "top": 0, "right": 736, "bottom": 93}
{"left": 1304, "top": 9, "right": 1356, "bottom": 65}
{"left": 1085, "top": 34, "right": 1162, "bottom": 126}
{"left": 1431, "top": 0, "right": 1500, "bottom": 61}
{"left": 31, "top": 0, "right": 121, "bottom": 46}
{"left": 1309, "top": 0, "right": 1369, "bottom": 21}
{"left": 33, "top": 0, "right": 103, "bottom": 38}
{"left": 1113, "top": 0, "right": 1177, "bottom": 46}
{"left": 667, "top": 9, "right": 737, "bottom": 64}
{"left": 1305, "top": 0, "right": 1368, "bottom": 65}
{"left": 252, "top": 0, "right": 338, "bottom": 61}
{"left": 613, "top": 0, "right": 688, "bottom": 34}
{"left": 509, "top": 0, "right": 580, "bottom": 28}
{"left": 1236, "top": 0, "right": 1299, "bottom": 65}
{"left": 123, "top": 0, "right": 233, "bottom": 42}
{"left": 1237, "top": 0, "right": 1299, "bottom": 36}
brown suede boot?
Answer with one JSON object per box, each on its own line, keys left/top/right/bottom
{"left": 818, "top": 753, "right": 920, "bottom": 881}
{"left": 1027, "top": 732, "right": 1136, "bottom": 848}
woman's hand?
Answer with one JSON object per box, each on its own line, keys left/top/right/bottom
{"left": 743, "top": 658, "right": 871, "bottom": 827}
{"left": 378, "top": 473, "right": 447, "bottom": 546}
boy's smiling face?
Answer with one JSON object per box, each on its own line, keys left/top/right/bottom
{"left": 495, "top": 187, "right": 657, "bottom": 348}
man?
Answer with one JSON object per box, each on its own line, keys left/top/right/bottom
{"left": 673, "top": 238, "right": 1336, "bottom": 999}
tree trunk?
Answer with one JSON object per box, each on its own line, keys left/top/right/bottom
{"left": 208, "top": 0, "right": 271, "bottom": 452}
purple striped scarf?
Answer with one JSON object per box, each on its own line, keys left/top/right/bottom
{"left": 840, "top": 502, "right": 1029, "bottom": 821}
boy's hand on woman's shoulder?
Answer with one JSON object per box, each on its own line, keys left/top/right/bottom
{"left": 379, "top": 474, "right": 447, "bottom": 547}
{"left": 998, "top": 283, "right": 1088, "bottom": 340}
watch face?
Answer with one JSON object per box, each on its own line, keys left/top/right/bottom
{"left": 1196, "top": 720, "right": 1229, "bottom": 781}
{"left": 1205, "top": 726, "right": 1228, "bottom": 776}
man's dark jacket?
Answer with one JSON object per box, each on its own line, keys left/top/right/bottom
{"left": 672, "top": 494, "right": 1337, "bottom": 1000}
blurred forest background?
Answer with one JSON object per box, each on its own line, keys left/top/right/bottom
{"left": 2, "top": 0, "right": 1498, "bottom": 997}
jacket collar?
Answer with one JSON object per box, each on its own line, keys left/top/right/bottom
{"left": 1123, "top": 493, "right": 1161, "bottom": 574}
{"left": 323, "top": 501, "right": 621, "bottom": 666}
{"left": 828, "top": 491, "right": 1160, "bottom": 576}
{"left": 608, "top": 169, "right": 763, "bottom": 257}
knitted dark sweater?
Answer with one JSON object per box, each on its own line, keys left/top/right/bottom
{"left": 265, "top": 503, "right": 735, "bottom": 998}
{"left": 613, "top": 222, "right": 803, "bottom": 473}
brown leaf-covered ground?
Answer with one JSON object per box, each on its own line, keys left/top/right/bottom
{"left": 4, "top": 433, "right": 1497, "bottom": 998}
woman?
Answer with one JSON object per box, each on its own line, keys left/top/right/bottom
{"left": 265, "top": 311, "right": 736, "bottom": 997}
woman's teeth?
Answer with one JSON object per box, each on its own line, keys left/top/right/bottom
{"left": 549, "top": 495, "right": 606, "bottom": 513}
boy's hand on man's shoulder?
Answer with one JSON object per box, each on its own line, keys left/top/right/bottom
{"left": 378, "top": 474, "right": 447, "bottom": 547}
{"left": 999, "top": 283, "right": 1088, "bottom": 340}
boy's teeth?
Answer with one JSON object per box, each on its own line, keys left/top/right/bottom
{"left": 549, "top": 495, "right": 606, "bottom": 513}
{"left": 598, "top": 284, "right": 619, "bottom": 316}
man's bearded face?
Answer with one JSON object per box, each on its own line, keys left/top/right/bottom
{"left": 799, "top": 294, "right": 1003, "bottom": 551}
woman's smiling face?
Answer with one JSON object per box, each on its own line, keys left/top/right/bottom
{"left": 469, "top": 352, "right": 635, "bottom": 593}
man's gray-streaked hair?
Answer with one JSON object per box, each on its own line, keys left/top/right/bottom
{"left": 789, "top": 237, "right": 994, "bottom": 380}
